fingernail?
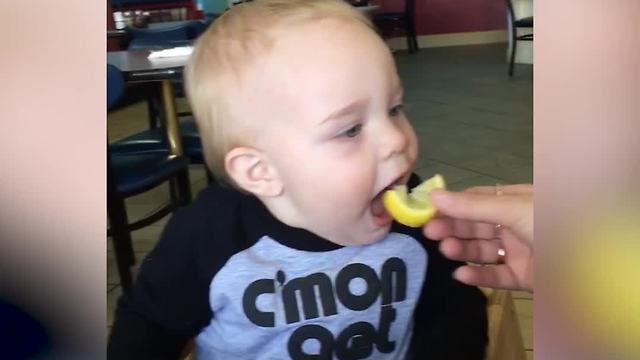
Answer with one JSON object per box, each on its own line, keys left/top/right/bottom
{"left": 452, "top": 267, "right": 462, "bottom": 281}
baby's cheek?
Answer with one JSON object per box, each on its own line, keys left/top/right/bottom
{"left": 329, "top": 182, "right": 369, "bottom": 213}
{"left": 407, "top": 130, "right": 419, "bottom": 162}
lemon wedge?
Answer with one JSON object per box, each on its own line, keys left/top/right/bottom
{"left": 382, "top": 174, "right": 446, "bottom": 227}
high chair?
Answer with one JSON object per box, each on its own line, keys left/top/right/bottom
{"left": 483, "top": 288, "right": 528, "bottom": 360}
{"left": 108, "top": 64, "right": 192, "bottom": 289}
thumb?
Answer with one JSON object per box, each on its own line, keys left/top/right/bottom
{"left": 430, "top": 189, "right": 527, "bottom": 231}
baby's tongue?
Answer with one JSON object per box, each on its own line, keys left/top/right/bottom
{"left": 371, "top": 194, "right": 393, "bottom": 227}
{"left": 371, "top": 195, "right": 387, "bottom": 217}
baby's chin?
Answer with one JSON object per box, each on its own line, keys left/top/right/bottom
{"left": 330, "top": 226, "right": 392, "bottom": 247}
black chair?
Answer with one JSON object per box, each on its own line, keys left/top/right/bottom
{"left": 373, "top": 0, "right": 418, "bottom": 53}
{"left": 506, "top": 0, "right": 533, "bottom": 76}
{"left": 114, "top": 21, "right": 213, "bottom": 183}
{"left": 108, "top": 64, "right": 192, "bottom": 289}
{"left": 125, "top": 21, "right": 207, "bottom": 50}
{"left": 109, "top": 115, "right": 215, "bottom": 183}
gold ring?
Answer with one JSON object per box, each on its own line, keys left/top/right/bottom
{"left": 495, "top": 223, "right": 503, "bottom": 239}
{"left": 497, "top": 248, "right": 506, "bottom": 264}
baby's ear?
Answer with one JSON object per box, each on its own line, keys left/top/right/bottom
{"left": 224, "top": 147, "right": 283, "bottom": 197}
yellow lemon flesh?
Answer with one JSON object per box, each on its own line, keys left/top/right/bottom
{"left": 382, "top": 174, "right": 446, "bottom": 227}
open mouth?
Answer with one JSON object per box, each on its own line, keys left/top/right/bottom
{"left": 379, "top": 173, "right": 408, "bottom": 196}
{"left": 369, "top": 173, "right": 408, "bottom": 227}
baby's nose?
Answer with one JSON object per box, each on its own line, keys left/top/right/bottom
{"left": 379, "top": 122, "right": 409, "bottom": 160}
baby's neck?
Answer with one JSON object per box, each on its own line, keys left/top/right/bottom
{"left": 257, "top": 195, "right": 347, "bottom": 247}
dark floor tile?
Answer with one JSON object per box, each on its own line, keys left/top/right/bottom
{"left": 447, "top": 174, "right": 505, "bottom": 191}
{"left": 453, "top": 151, "right": 532, "bottom": 183}
{"left": 125, "top": 184, "right": 171, "bottom": 207}
{"left": 505, "top": 164, "right": 534, "bottom": 184}
{"left": 107, "top": 102, "right": 151, "bottom": 143}
{"left": 420, "top": 139, "right": 497, "bottom": 168}
{"left": 432, "top": 103, "right": 532, "bottom": 131}
{"left": 414, "top": 159, "right": 484, "bottom": 184}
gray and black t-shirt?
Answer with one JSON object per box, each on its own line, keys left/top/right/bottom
{"left": 108, "top": 176, "right": 488, "bottom": 360}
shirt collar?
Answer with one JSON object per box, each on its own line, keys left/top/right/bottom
{"left": 241, "top": 194, "right": 344, "bottom": 252}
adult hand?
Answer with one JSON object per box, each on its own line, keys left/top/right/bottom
{"left": 424, "top": 184, "right": 533, "bottom": 292}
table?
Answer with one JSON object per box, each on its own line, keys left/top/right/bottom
{"left": 108, "top": 29, "right": 127, "bottom": 38}
{"left": 147, "top": 19, "right": 196, "bottom": 30}
{"left": 107, "top": 49, "right": 188, "bottom": 156}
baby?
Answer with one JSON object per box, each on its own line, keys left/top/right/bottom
{"left": 108, "top": 1, "right": 487, "bottom": 359}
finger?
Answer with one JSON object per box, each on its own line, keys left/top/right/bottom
{"left": 425, "top": 217, "right": 497, "bottom": 241}
{"left": 466, "top": 184, "right": 534, "bottom": 194}
{"left": 453, "top": 265, "right": 520, "bottom": 290}
{"left": 423, "top": 218, "right": 452, "bottom": 240}
{"left": 503, "top": 184, "right": 533, "bottom": 195}
{"left": 430, "top": 190, "right": 529, "bottom": 232}
{"left": 425, "top": 186, "right": 529, "bottom": 240}
{"left": 439, "top": 237, "right": 503, "bottom": 264}
{"left": 464, "top": 186, "right": 494, "bottom": 194}
{"left": 464, "top": 184, "right": 533, "bottom": 196}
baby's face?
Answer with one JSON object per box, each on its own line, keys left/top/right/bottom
{"left": 239, "top": 19, "right": 418, "bottom": 246}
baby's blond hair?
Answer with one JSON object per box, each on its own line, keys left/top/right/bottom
{"left": 184, "top": 0, "right": 372, "bottom": 184}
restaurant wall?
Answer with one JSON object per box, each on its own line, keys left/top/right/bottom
{"left": 202, "top": 0, "right": 508, "bottom": 35}
{"left": 201, "top": 0, "right": 510, "bottom": 50}
{"left": 378, "top": 0, "right": 507, "bottom": 35}
{"left": 202, "top": 0, "right": 227, "bottom": 14}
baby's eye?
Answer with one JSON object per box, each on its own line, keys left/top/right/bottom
{"left": 339, "top": 124, "right": 363, "bottom": 138}
{"left": 389, "top": 104, "right": 404, "bottom": 117}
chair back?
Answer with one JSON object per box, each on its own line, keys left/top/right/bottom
{"left": 405, "top": 0, "right": 416, "bottom": 19}
{"left": 505, "top": 0, "right": 516, "bottom": 22}
{"left": 126, "top": 24, "right": 192, "bottom": 49}
{"left": 187, "top": 19, "right": 210, "bottom": 37}
{"left": 107, "top": 64, "right": 125, "bottom": 111}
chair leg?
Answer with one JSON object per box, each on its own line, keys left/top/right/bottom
{"left": 509, "top": 28, "right": 517, "bottom": 76}
{"left": 410, "top": 23, "right": 418, "bottom": 53}
{"left": 405, "top": 18, "right": 414, "bottom": 53}
{"left": 108, "top": 195, "right": 135, "bottom": 289}
{"left": 146, "top": 97, "right": 158, "bottom": 129}
{"left": 404, "top": 14, "right": 418, "bottom": 54}
{"left": 176, "top": 169, "right": 192, "bottom": 206}
{"left": 146, "top": 83, "right": 166, "bottom": 129}
{"left": 509, "top": 42, "right": 516, "bottom": 76}
{"left": 169, "top": 177, "right": 181, "bottom": 207}
{"left": 411, "top": 34, "right": 418, "bottom": 53}
{"left": 169, "top": 168, "right": 192, "bottom": 209}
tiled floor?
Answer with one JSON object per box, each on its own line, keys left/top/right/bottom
{"left": 107, "top": 43, "right": 533, "bottom": 358}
